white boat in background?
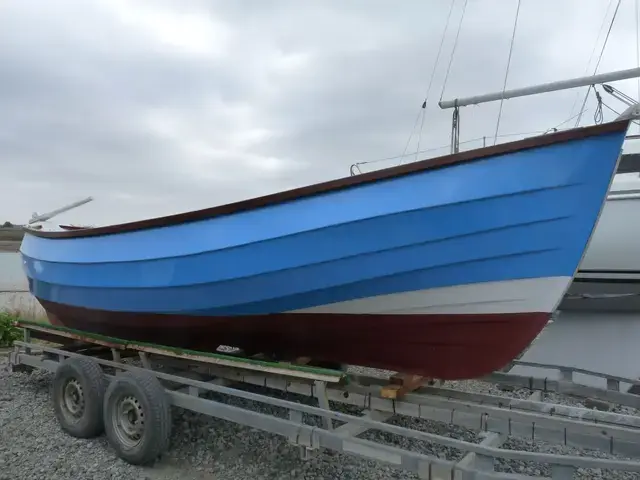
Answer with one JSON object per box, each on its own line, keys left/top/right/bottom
{"left": 561, "top": 137, "right": 640, "bottom": 312}
{"left": 512, "top": 141, "right": 640, "bottom": 391}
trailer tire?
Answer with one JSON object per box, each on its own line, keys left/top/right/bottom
{"left": 52, "top": 356, "right": 107, "bottom": 438}
{"left": 103, "top": 370, "right": 171, "bottom": 465}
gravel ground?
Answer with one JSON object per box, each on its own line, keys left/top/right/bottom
{"left": 2, "top": 354, "right": 640, "bottom": 480}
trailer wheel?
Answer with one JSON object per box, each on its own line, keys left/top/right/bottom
{"left": 52, "top": 356, "right": 107, "bottom": 438}
{"left": 103, "top": 371, "right": 171, "bottom": 465}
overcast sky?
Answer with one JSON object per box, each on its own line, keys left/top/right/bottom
{"left": 1, "top": 0, "right": 640, "bottom": 226}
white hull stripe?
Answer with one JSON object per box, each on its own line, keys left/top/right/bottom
{"left": 290, "top": 277, "right": 573, "bottom": 315}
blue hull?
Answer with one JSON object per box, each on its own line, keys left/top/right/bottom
{"left": 21, "top": 125, "right": 627, "bottom": 316}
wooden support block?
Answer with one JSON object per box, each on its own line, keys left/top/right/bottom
{"left": 381, "top": 374, "right": 427, "bottom": 399}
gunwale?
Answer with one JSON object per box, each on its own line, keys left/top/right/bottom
{"left": 26, "top": 120, "right": 630, "bottom": 240}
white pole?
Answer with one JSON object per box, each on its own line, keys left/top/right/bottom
{"left": 439, "top": 67, "right": 640, "bottom": 109}
{"left": 28, "top": 197, "right": 94, "bottom": 224}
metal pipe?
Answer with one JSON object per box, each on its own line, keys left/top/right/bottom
{"left": 28, "top": 196, "right": 94, "bottom": 224}
{"left": 439, "top": 67, "right": 640, "bottom": 109}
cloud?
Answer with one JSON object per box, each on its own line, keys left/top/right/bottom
{"left": 0, "top": 0, "right": 638, "bottom": 225}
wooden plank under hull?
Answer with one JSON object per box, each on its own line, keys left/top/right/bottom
{"left": 16, "top": 319, "right": 346, "bottom": 383}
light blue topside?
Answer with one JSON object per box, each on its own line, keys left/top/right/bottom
{"left": 21, "top": 129, "right": 627, "bottom": 314}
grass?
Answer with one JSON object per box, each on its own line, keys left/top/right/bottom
{"left": 0, "top": 302, "right": 49, "bottom": 348}
{"left": 0, "top": 311, "right": 21, "bottom": 347}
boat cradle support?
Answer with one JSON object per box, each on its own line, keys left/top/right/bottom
{"left": 9, "top": 322, "right": 640, "bottom": 479}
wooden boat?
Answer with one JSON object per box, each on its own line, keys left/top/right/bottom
{"left": 19, "top": 121, "right": 630, "bottom": 379}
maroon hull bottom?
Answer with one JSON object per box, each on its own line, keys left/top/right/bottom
{"left": 38, "top": 299, "right": 549, "bottom": 380}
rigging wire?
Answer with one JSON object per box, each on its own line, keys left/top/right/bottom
{"left": 493, "top": 0, "right": 522, "bottom": 146}
{"left": 575, "top": 0, "right": 622, "bottom": 127}
{"left": 439, "top": 0, "right": 469, "bottom": 102}
{"left": 601, "top": 102, "right": 621, "bottom": 117}
{"left": 351, "top": 128, "right": 547, "bottom": 172}
{"left": 593, "top": 89, "right": 604, "bottom": 125}
{"left": 353, "top": 104, "right": 595, "bottom": 173}
{"left": 382, "top": 0, "right": 626, "bottom": 176}
{"left": 543, "top": 110, "right": 590, "bottom": 134}
{"left": 414, "top": 104, "right": 428, "bottom": 163}
{"left": 397, "top": 109, "right": 425, "bottom": 167}
{"left": 567, "top": 0, "right": 615, "bottom": 120}
{"left": 399, "top": 0, "right": 457, "bottom": 165}
{"left": 592, "top": 0, "right": 620, "bottom": 74}
{"left": 410, "top": 0, "right": 457, "bottom": 164}
{"left": 594, "top": 85, "right": 621, "bottom": 117}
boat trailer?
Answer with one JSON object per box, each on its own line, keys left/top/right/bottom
{"left": 8, "top": 320, "right": 640, "bottom": 480}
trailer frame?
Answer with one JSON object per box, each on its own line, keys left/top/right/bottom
{"left": 8, "top": 321, "right": 640, "bottom": 479}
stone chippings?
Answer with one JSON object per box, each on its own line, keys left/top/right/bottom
{"left": 1, "top": 357, "right": 638, "bottom": 480}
